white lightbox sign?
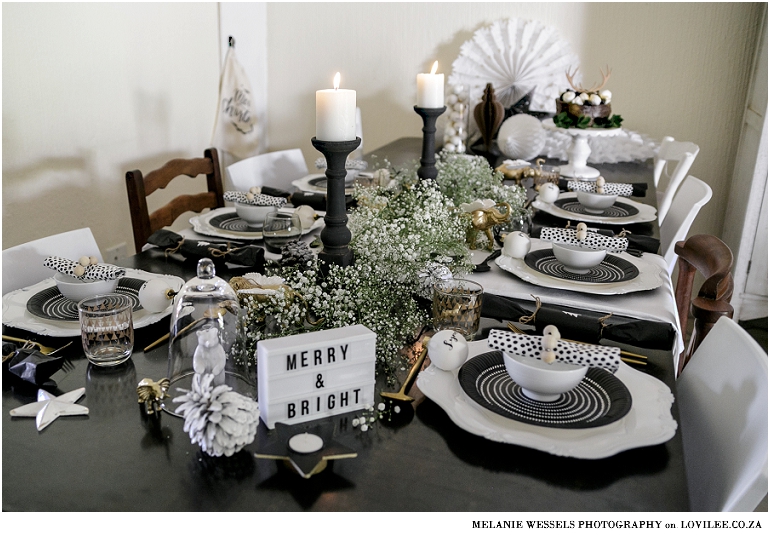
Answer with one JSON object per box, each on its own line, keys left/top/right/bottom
{"left": 257, "top": 324, "right": 376, "bottom": 429}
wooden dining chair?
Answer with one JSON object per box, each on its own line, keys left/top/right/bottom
{"left": 674, "top": 234, "right": 734, "bottom": 376}
{"left": 125, "top": 148, "right": 224, "bottom": 252}
{"left": 677, "top": 316, "right": 767, "bottom": 511}
{"left": 660, "top": 175, "right": 713, "bottom": 274}
{"left": 653, "top": 136, "right": 700, "bottom": 223}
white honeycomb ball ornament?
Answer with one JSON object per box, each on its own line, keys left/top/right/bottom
{"left": 498, "top": 114, "right": 546, "bottom": 161}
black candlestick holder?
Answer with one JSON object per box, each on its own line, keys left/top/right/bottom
{"left": 311, "top": 136, "right": 361, "bottom": 268}
{"left": 414, "top": 105, "right": 446, "bottom": 181}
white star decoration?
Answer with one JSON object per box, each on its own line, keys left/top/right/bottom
{"left": 9, "top": 387, "right": 89, "bottom": 430}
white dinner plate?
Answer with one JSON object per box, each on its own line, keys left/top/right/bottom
{"left": 2, "top": 269, "right": 184, "bottom": 337}
{"left": 292, "top": 173, "right": 356, "bottom": 195}
{"left": 417, "top": 341, "right": 678, "bottom": 459}
{"left": 495, "top": 241, "right": 666, "bottom": 295}
{"left": 189, "top": 207, "right": 324, "bottom": 241}
{"left": 533, "top": 192, "right": 657, "bottom": 225}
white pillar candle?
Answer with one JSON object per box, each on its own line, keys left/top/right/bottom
{"left": 316, "top": 72, "right": 356, "bottom": 141}
{"left": 416, "top": 61, "right": 445, "bottom": 108}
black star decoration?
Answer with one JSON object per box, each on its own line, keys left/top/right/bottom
{"left": 254, "top": 420, "right": 357, "bottom": 479}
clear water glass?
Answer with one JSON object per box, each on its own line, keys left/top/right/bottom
{"left": 262, "top": 212, "right": 302, "bottom": 255}
{"left": 78, "top": 293, "right": 134, "bottom": 366}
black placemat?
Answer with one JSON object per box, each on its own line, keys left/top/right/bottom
{"left": 458, "top": 351, "right": 632, "bottom": 429}
{"left": 209, "top": 213, "right": 262, "bottom": 233}
{"left": 524, "top": 249, "right": 639, "bottom": 283}
{"left": 26, "top": 278, "right": 145, "bottom": 322}
{"left": 554, "top": 198, "right": 639, "bottom": 218}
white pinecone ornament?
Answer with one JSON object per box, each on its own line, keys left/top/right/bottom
{"left": 173, "top": 373, "right": 259, "bottom": 457}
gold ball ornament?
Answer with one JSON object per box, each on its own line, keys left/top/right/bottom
{"left": 73, "top": 265, "right": 86, "bottom": 277}
{"left": 78, "top": 256, "right": 91, "bottom": 267}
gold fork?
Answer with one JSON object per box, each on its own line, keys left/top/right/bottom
{"left": 2, "top": 335, "right": 72, "bottom": 356}
{"left": 506, "top": 322, "right": 647, "bottom": 365}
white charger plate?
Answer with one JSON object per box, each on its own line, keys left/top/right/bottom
{"left": 190, "top": 207, "right": 324, "bottom": 241}
{"left": 417, "top": 340, "right": 677, "bottom": 459}
{"left": 292, "top": 173, "right": 356, "bottom": 195}
{"left": 2, "top": 269, "right": 184, "bottom": 337}
{"left": 533, "top": 192, "right": 657, "bottom": 225}
{"left": 495, "top": 241, "right": 666, "bottom": 295}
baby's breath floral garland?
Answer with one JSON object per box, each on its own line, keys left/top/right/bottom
{"left": 235, "top": 155, "right": 525, "bottom": 383}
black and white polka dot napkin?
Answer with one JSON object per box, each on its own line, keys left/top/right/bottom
{"left": 567, "top": 181, "right": 634, "bottom": 197}
{"left": 43, "top": 256, "right": 126, "bottom": 281}
{"left": 224, "top": 191, "right": 287, "bottom": 207}
{"left": 540, "top": 227, "right": 628, "bottom": 253}
{"left": 487, "top": 329, "right": 621, "bottom": 373}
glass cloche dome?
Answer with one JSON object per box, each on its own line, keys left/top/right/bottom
{"left": 166, "top": 258, "right": 256, "bottom": 415}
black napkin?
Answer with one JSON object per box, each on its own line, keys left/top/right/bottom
{"left": 481, "top": 294, "right": 676, "bottom": 351}
{"left": 4, "top": 346, "right": 66, "bottom": 387}
{"left": 147, "top": 230, "right": 265, "bottom": 269}
{"left": 530, "top": 225, "right": 660, "bottom": 254}
{"left": 558, "top": 178, "right": 647, "bottom": 197}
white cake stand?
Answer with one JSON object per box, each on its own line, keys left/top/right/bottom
{"left": 542, "top": 118, "right": 622, "bottom": 180}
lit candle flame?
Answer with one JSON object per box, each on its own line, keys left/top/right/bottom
{"left": 430, "top": 61, "right": 438, "bottom": 75}
{"left": 333, "top": 72, "right": 340, "bottom": 90}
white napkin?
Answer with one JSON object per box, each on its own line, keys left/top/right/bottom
{"left": 223, "top": 191, "right": 287, "bottom": 207}
{"left": 488, "top": 329, "right": 621, "bottom": 373}
{"left": 567, "top": 181, "right": 633, "bottom": 197}
{"left": 43, "top": 256, "right": 125, "bottom": 281}
{"left": 540, "top": 227, "right": 628, "bottom": 253}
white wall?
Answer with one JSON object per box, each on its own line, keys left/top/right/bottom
{"left": 265, "top": 2, "right": 764, "bottom": 241}
{"left": 2, "top": 2, "right": 220, "bottom": 254}
{"left": 2, "top": 2, "right": 764, "bottom": 256}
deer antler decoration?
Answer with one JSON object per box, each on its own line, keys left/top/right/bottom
{"left": 565, "top": 66, "right": 612, "bottom": 93}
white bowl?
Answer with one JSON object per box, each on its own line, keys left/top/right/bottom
{"left": 235, "top": 203, "right": 278, "bottom": 228}
{"left": 552, "top": 242, "right": 607, "bottom": 274}
{"left": 55, "top": 273, "right": 119, "bottom": 302}
{"left": 576, "top": 190, "right": 618, "bottom": 213}
{"left": 502, "top": 351, "right": 587, "bottom": 402}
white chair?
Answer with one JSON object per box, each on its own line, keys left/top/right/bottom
{"left": 225, "top": 148, "right": 308, "bottom": 192}
{"left": 660, "top": 175, "right": 712, "bottom": 274}
{"left": 2, "top": 228, "right": 102, "bottom": 294}
{"left": 677, "top": 316, "right": 768, "bottom": 511}
{"left": 654, "top": 136, "right": 700, "bottom": 223}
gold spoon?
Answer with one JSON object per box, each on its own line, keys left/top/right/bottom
{"left": 380, "top": 337, "right": 430, "bottom": 403}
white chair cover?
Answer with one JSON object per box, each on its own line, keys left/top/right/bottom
{"left": 660, "top": 175, "right": 712, "bottom": 274}
{"left": 2, "top": 228, "right": 102, "bottom": 294}
{"left": 654, "top": 136, "right": 700, "bottom": 223}
{"left": 225, "top": 148, "right": 308, "bottom": 192}
{"left": 677, "top": 316, "right": 768, "bottom": 511}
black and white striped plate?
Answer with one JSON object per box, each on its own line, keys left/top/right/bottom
{"left": 209, "top": 213, "right": 263, "bottom": 232}
{"left": 26, "top": 278, "right": 145, "bottom": 322}
{"left": 458, "top": 351, "right": 632, "bottom": 429}
{"left": 524, "top": 249, "right": 639, "bottom": 283}
{"left": 554, "top": 198, "right": 639, "bottom": 218}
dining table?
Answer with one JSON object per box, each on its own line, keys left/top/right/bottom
{"left": 2, "top": 137, "right": 690, "bottom": 512}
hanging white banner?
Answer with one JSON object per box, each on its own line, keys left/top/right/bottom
{"left": 211, "top": 46, "right": 259, "bottom": 159}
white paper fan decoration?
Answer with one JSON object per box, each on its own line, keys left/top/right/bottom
{"left": 449, "top": 18, "right": 579, "bottom": 113}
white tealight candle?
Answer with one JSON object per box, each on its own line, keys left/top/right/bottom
{"left": 316, "top": 72, "right": 356, "bottom": 141}
{"left": 288, "top": 432, "right": 324, "bottom": 454}
{"left": 416, "top": 61, "right": 444, "bottom": 108}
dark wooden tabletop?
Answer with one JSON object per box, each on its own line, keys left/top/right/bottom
{"left": 2, "top": 139, "right": 687, "bottom": 512}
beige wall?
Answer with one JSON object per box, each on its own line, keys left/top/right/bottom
{"left": 2, "top": 2, "right": 764, "bottom": 256}
{"left": 266, "top": 2, "right": 764, "bottom": 241}
{"left": 2, "top": 2, "right": 220, "bottom": 254}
